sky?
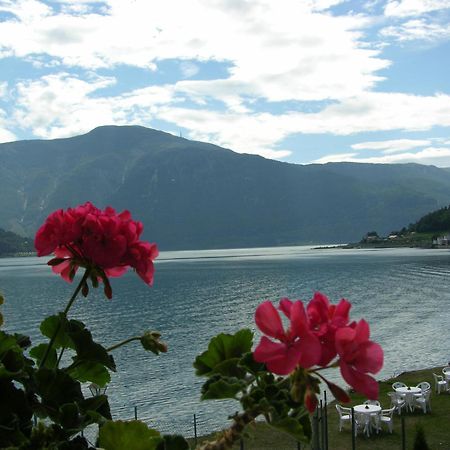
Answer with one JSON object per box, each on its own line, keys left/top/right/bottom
{"left": 0, "top": 0, "right": 449, "bottom": 166}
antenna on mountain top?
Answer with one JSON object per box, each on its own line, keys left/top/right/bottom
{"left": 179, "top": 130, "right": 183, "bottom": 138}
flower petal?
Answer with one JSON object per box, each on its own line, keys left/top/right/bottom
{"left": 255, "top": 301, "right": 284, "bottom": 340}
{"left": 353, "top": 341, "right": 383, "bottom": 374}
{"left": 254, "top": 336, "right": 300, "bottom": 375}
{"left": 340, "top": 361, "right": 379, "bottom": 399}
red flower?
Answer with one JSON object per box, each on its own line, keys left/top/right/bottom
{"left": 253, "top": 299, "right": 321, "bottom": 375}
{"left": 335, "top": 320, "right": 383, "bottom": 399}
{"left": 307, "top": 292, "right": 352, "bottom": 366}
{"left": 35, "top": 202, "right": 158, "bottom": 297}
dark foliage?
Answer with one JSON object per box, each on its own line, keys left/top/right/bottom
{"left": 0, "top": 228, "right": 33, "bottom": 255}
{"left": 409, "top": 205, "right": 450, "bottom": 233}
{"left": 413, "top": 424, "right": 430, "bottom": 450}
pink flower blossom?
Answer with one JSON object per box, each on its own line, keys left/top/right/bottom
{"left": 335, "top": 320, "right": 383, "bottom": 399}
{"left": 253, "top": 299, "right": 321, "bottom": 375}
{"left": 35, "top": 202, "right": 158, "bottom": 297}
{"left": 307, "top": 292, "right": 352, "bottom": 366}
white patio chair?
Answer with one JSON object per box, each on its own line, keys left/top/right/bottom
{"left": 433, "top": 373, "right": 448, "bottom": 394}
{"left": 414, "top": 390, "right": 431, "bottom": 414}
{"left": 387, "top": 391, "right": 406, "bottom": 415}
{"left": 392, "top": 381, "right": 406, "bottom": 390}
{"left": 415, "top": 381, "right": 431, "bottom": 393}
{"left": 379, "top": 407, "right": 395, "bottom": 433}
{"left": 335, "top": 404, "right": 351, "bottom": 431}
{"left": 354, "top": 412, "right": 371, "bottom": 437}
{"left": 442, "top": 367, "right": 450, "bottom": 381}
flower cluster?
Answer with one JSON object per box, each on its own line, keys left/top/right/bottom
{"left": 35, "top": 202, "right": 158, "bottom": 297}
{"left": 253, "top": 292, "right": 383, "bottom": 409}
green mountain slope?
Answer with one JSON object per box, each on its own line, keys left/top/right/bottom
{"left": 1, "top": 125, "right": 450, "bottom": 250}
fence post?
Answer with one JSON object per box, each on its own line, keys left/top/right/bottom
{"left": 351, "top": 407, "right": 356, "bottom": 450}
{"left": 320, "top": 399, "right": 324, "bottom": 450}
{"left": 134, "top": 406, "right": 138, "bottom": 420}
{"left": 324, "top": 391, "right": 328, "bottom": 450}
{"left": 311, "top": 410, "right": 320, "bottom": 450}
{"left": 401, "top": 416, "right": 406, "bottom": 450}
{"left": 297, "top": 441, "right": 301, "bottom": 450}
{"left": 194, "top": 414, "right": 198, "bottom": 447}
{"left": 240, "top": 438, "right": 244, "bottom": 450}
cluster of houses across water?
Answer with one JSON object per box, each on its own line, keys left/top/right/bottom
{"left": 360, "top": 231, "right": 450, "bottom": 248}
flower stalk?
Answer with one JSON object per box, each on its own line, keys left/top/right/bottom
{"left": 39, "top": 268, "right": 91, "bottom": 368}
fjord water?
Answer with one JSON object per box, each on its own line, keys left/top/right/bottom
{"left": 1, "top": 246, "right": 450, "bottom": 435}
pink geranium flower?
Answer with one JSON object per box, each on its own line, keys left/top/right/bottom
{"left": 253, "top": 299, "right": 321, "bottom": 375}
{"left": 335, "top": 320, "right": 383, "bottom": 399}
{"left": 307, "top": 292, "right": 352, "bottom": 366}
{"left": 35, "top": 202, "right": 158, "bottom": 297}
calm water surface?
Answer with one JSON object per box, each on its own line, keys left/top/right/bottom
{"left": 1, "top": 246, "right": 450, "bottom": 435}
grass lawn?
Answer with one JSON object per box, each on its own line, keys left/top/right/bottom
{"left": 193, "top": 367, "right": 450, "bottom": 449}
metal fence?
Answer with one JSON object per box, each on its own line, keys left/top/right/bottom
{"left": 81, "top": 391, "right": 416, "bottom": 449}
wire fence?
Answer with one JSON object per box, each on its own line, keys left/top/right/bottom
{"left": 80, "top": 391, "right": 417, "bottom": 449}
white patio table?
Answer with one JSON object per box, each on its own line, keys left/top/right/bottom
{"left": 395, "top": 386, "right": 421, "bottom": 411}
{"left": 353, "top": 404, "right": 381, "bottom": 437}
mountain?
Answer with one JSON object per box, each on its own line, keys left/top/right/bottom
{"left": 1, "top": 125, "right": 450, "bottom": 250}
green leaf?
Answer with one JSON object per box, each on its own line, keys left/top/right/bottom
{"left": 239, "top": 352, "right": 266, "bottom": 374}
{"left": 194, "top": 329, "right": 253, "bottom": 378}
{"left": 156, "top": 435, "right": 189, "bottom": 450}
{"left": 35, "top": 368, "right": 84, "bottom": 419}
{"left": 98, "top": 420, "right": 162, "bottom": 450}
{"left": 66, "top": 361, "right": 110, "bottom": 386}
{"left": 66, "top": 320, "right": 116, "bottom": 372}
{"left": 30, "top": 343, "right": 57, "bottom": 369}
{"left": 201, "top": 375, "right": 247, "bottom": 400}
{"left": 0, "top": 331, "right": 27, "bottom": 378}
{"left": 59, "top": 403, "right": 81, "bottom": 430}
{"left": 0, "top": 293, "right": 4, "bottom": 328}
{"left": 81, "top": 395, "right": 112, "bottom": 421}
{"left": 269, "top": 414, "right": 312, "bottom": 443}
{"left": 40, "top": 314, "right": 74, "bottom": 349}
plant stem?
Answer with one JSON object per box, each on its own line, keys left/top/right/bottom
{"left": 106, "top": 336, "right": 141, "bottom": 352}
{"left": 56, "top": 347, "right": 65, "bottom": 367}
{"left": 39, "top": 269, "right": 91, "bottom": 369}
{"left": 196, "top": 409, "right": 260, "bottom": 450}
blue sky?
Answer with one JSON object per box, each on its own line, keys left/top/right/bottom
{"left": 0, "top": 0, "right": 449, "bottom": 165}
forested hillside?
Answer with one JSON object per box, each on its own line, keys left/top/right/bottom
{"left": 0, "top": 229, "right": 33, "bottom": 255}
{"left": 409, "top": 205, "right": 450, "bottom": 233}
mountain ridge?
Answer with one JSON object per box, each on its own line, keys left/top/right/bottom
{"left": 1, "top": 125, "right": 450, "bottom": 250}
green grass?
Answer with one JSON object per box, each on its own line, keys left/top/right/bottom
{"left": 192, "top": 367, "right": 450, "bottom": 450}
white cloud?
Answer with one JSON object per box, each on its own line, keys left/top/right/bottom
{"left": 381, "top": 18, "right": 450, "bottom": 41}
{"left": 0, "top": 0, "right": 389, "bottom": 100}
{"left": 384, "top": 0, "right": 450, "bottom": 17}
{"left": 12, "top": 72, "right": 182, "bottom": 139}
{"left": 0, "top": 127, "right": 16, "bottom": 143}
{"left": 0, "top": 81, "right": 7, "bottom": 96}
{"left": 157, "top": 106, "right": 293, "bottom": 159}
{"left": 179, "top": 61, "right": 199, "bottom": 79}
{"left": 155, "top": 92, "right": 450, "bottom": 158}
{"left": 11, "top": 72, "right": 450, "bottom": 160}
{"left": 312, "top": 152, "right": 359, "bottom": 163}
{"left": 0, "top": 108, "right": 16, "bottom": 143}
{"left": 351, "top": 138, "right": 431, "bottom": 153}
{"left": 312, "top": 146, "right": 450, "bottom": 166}
{"left": 289, "top": 92, "right": 450, "bottom": 135}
